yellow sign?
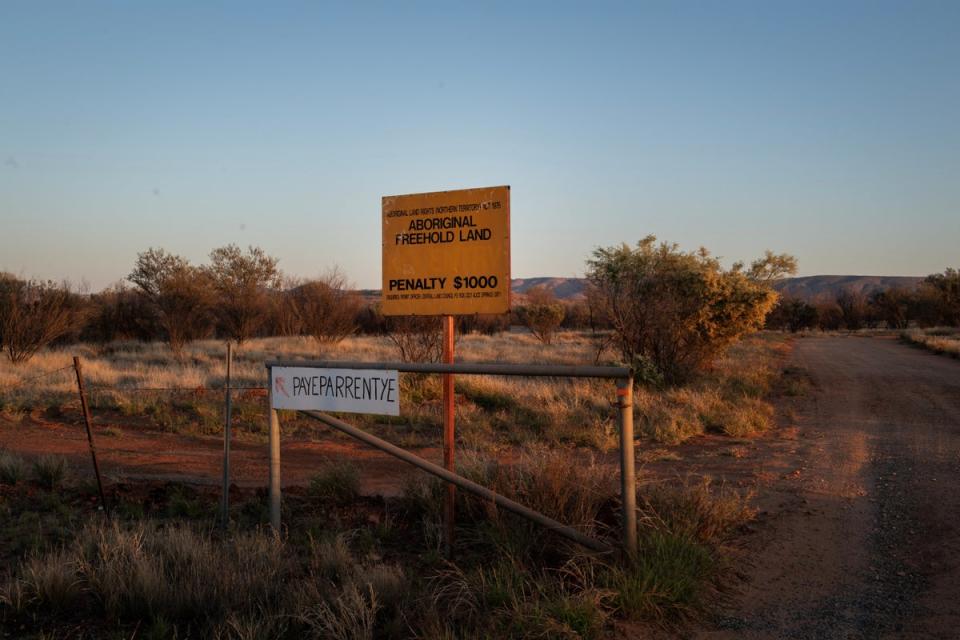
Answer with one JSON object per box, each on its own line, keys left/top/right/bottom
{"left": 382, "top": 185, "right": 511, "bottom": 316}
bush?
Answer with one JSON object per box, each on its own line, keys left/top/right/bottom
{"left": 81, "top": 283, "right": 162, "bottom": 342}
{"left": 586, "top": 237, "right": 792, "bottom": 385}
{"left": 0, "top": 277, "right": 87, "bottom": 364}
{"left": 289, "top": 270, "right": 363, "bottom": 345}
{"left": 870, "top": 287, "right": 913, "bottom": 329}
{"left": 308, "top": 460, "right": 361, "bottom": 504}
{"left": 922, "top": 268, "right": 960, "bottom": 325}
{"left": 814, "top": 300, "right": 844, "bottom": 330}
{"left": 516, "top": 286, "right": 566, "bottom": 345}
{"left": 458, "top": 313, "right": 510, "bottom": 335}
{"left": 32, "top": 455, "right": 68, "bottom": 490}
{"left": 0, "top": 450, "right": 28, "bottom": 484}
{"left": 766, "top": 296, "right": 817, "bottom": 332}
{"left": 835, "top": 289, "right": 868, "bottom": 330}
{"left": 385, "top": 315, "right": 443, "bottom": 363}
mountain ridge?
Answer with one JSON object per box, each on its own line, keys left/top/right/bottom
{"left": 510, "top": 275, "right": 926, "bottom": 302}
{"left": 362, "top": 275, "right": 926, "bottom": 302}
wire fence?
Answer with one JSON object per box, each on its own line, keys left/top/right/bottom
{"left": 0, "top": 365, "right": 267, "bottom": 395}
{"left": 86, "top": 386, "right": 268, "bottom": 393}
{"left": 0, "top": 365, "right": 76, "bottom": 392}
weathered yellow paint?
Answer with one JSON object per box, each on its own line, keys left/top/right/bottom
{"left": 382, "top": 185, "right": 510, "bottom": 316}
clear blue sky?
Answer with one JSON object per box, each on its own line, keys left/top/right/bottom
{"left": 2, "top": 1, "right": 958, "bottom": 290}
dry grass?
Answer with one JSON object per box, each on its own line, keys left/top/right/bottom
{"left": 0, "top": 331, "right": 788, "bottom": 450}
{"left": 633, "top": 334, "right": 788, "bottom": 443}
{"left": 0, "top": 331, "right": 601, "bottom": 398}
{"left": 901, "top": 327, "right": 960, "bottom": 358}
{"left": 0, "top": 450, "right": 28, "bottom": 485}
{"left": 410, "top": 450, "right": 755, "bottom": 635}
{"left": 0, "top": 447, "right": 755, "bottom": 637}
{"left": 0, "top": 331, "right": 598, "bottom": 412}
{"left": 1, "top": 520, "right": 407, "bottom": 639}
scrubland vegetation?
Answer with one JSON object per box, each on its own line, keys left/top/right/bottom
{"left": 2, "top": 238, "right": 954, "bottom": 637}
{"left": 0, "top": 325, "right": 788, "bottom": 637}
{"left": 0, "top": 331, "right": 787, "bottom": 450}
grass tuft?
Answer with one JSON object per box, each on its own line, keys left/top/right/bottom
{"left": 0, "top": 450, "right": 29, "bottom": 484}
{"left": 31, "top": 455, "right": 69, "bottom": 490}
{"left": 611, "top": 530, "right": 714, "bottom": 622}
{"left": 308, "top": 460, "right": 361, "bottom": 504}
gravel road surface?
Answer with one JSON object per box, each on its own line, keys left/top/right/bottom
{"left": 700, "top": 336, "right": 960, "bottom": 639}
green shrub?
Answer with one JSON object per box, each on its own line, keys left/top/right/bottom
{"left": 611, "top": 530, "right": 714, "bottom": 622}
{"left": 586, "top": 237, "right": 792, "bottom": 385}
{"left": 309, "top": 460, "right": 361, "bottom": 504}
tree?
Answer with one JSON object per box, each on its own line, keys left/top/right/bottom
{"left": 0, "top": 278, "right": 87, "bottom": 364}
{"left": 767, "top": 296, "right": 818, "bottom": 333}
{"left": 908, "top": 285, "right": 945, "bottom": 328}
{"left": 870, "top": 287, "right": 914, "bottom": 329}
{"left": 561, "top": 301, "right": 591, "bottom": 330}
{"left": 269, "top": 277, "right": 305, "bottom": 337}
{"left": 206, "top": 244, "right": 281, "bottom": 344}
{"left": 923, "top": 268, "right": 960, "bottom": 325}
{"left": 586, "top": 236, "right": 791, "bottom": 385}
{"left": 835, "top": 289, "right": 868, "bottom": 330}
{"left": 739, "top": 250, "right": 799, "bottom": 284}
{"left": 129, "top": 248, "right": 214, "bottom": 355}
{"left": 517, "top": 285, "right": 565, "bottom": 344}
{"left": 289, "top": 269, "right": 363, "bottom": 345}
{"left": 0, "top": 272, "right": 17, "bottom": 354}
{"left": 815, "top": 300, "right": 845, "bottom": 330}
{"left": 82, "top": 282, "right": 163, "bottom": 343}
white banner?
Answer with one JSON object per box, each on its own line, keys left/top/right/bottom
{"left": 270, "top": 367, "right": 400, "bottom": 416}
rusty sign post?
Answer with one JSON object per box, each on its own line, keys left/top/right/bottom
{"left": 442, "top": 314, "right": 456, "bottom": 553}
{"left": 382, "top": 185, "right": 511, "bottom": 556}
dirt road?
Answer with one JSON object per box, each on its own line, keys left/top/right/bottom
{"left": 0, "top": 413, "right": 440, "bottom": 497}
{"left": 701, "top": 336, "right": 960, "bottom": 639}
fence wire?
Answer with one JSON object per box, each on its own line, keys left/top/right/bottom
{"left": 86, "top": 386, "right": 267, "bottom": 393}
{"left": 0, "top": 365, "right": 267, "bottom": 395}
{"left": 0, "top": 365, "right": 76, "bottom": 392}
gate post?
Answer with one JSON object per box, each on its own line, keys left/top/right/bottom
{"left": 617, "top": 376, "right": 637, "bottom": 560}
{"left": 268, "top": 377, "right": 282, "bottom": 533}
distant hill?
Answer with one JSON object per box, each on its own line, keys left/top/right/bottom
{"left": 363, "top": 275, "right": 925, "bottom": 303}
{"left": 511, "top": 275, "right": 926, "bottom": 302}
{"left": 771, "top": 275, "right": 924, "bottom": 301}
{"left": 511, "top": 277, "right": 588, "bottom": 300}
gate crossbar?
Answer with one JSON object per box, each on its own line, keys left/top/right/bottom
{"left": 265, "top": 360, "right": 630, "bottom": 379}
{"left": 304, "top": 409, "right": 612, "bottom": 553}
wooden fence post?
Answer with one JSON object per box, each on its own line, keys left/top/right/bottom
{"left": 73, "top": 356, "right": 109, "bottom": 519}
{"left": 220, "top": 342, "right": 233, "bottom": 528}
